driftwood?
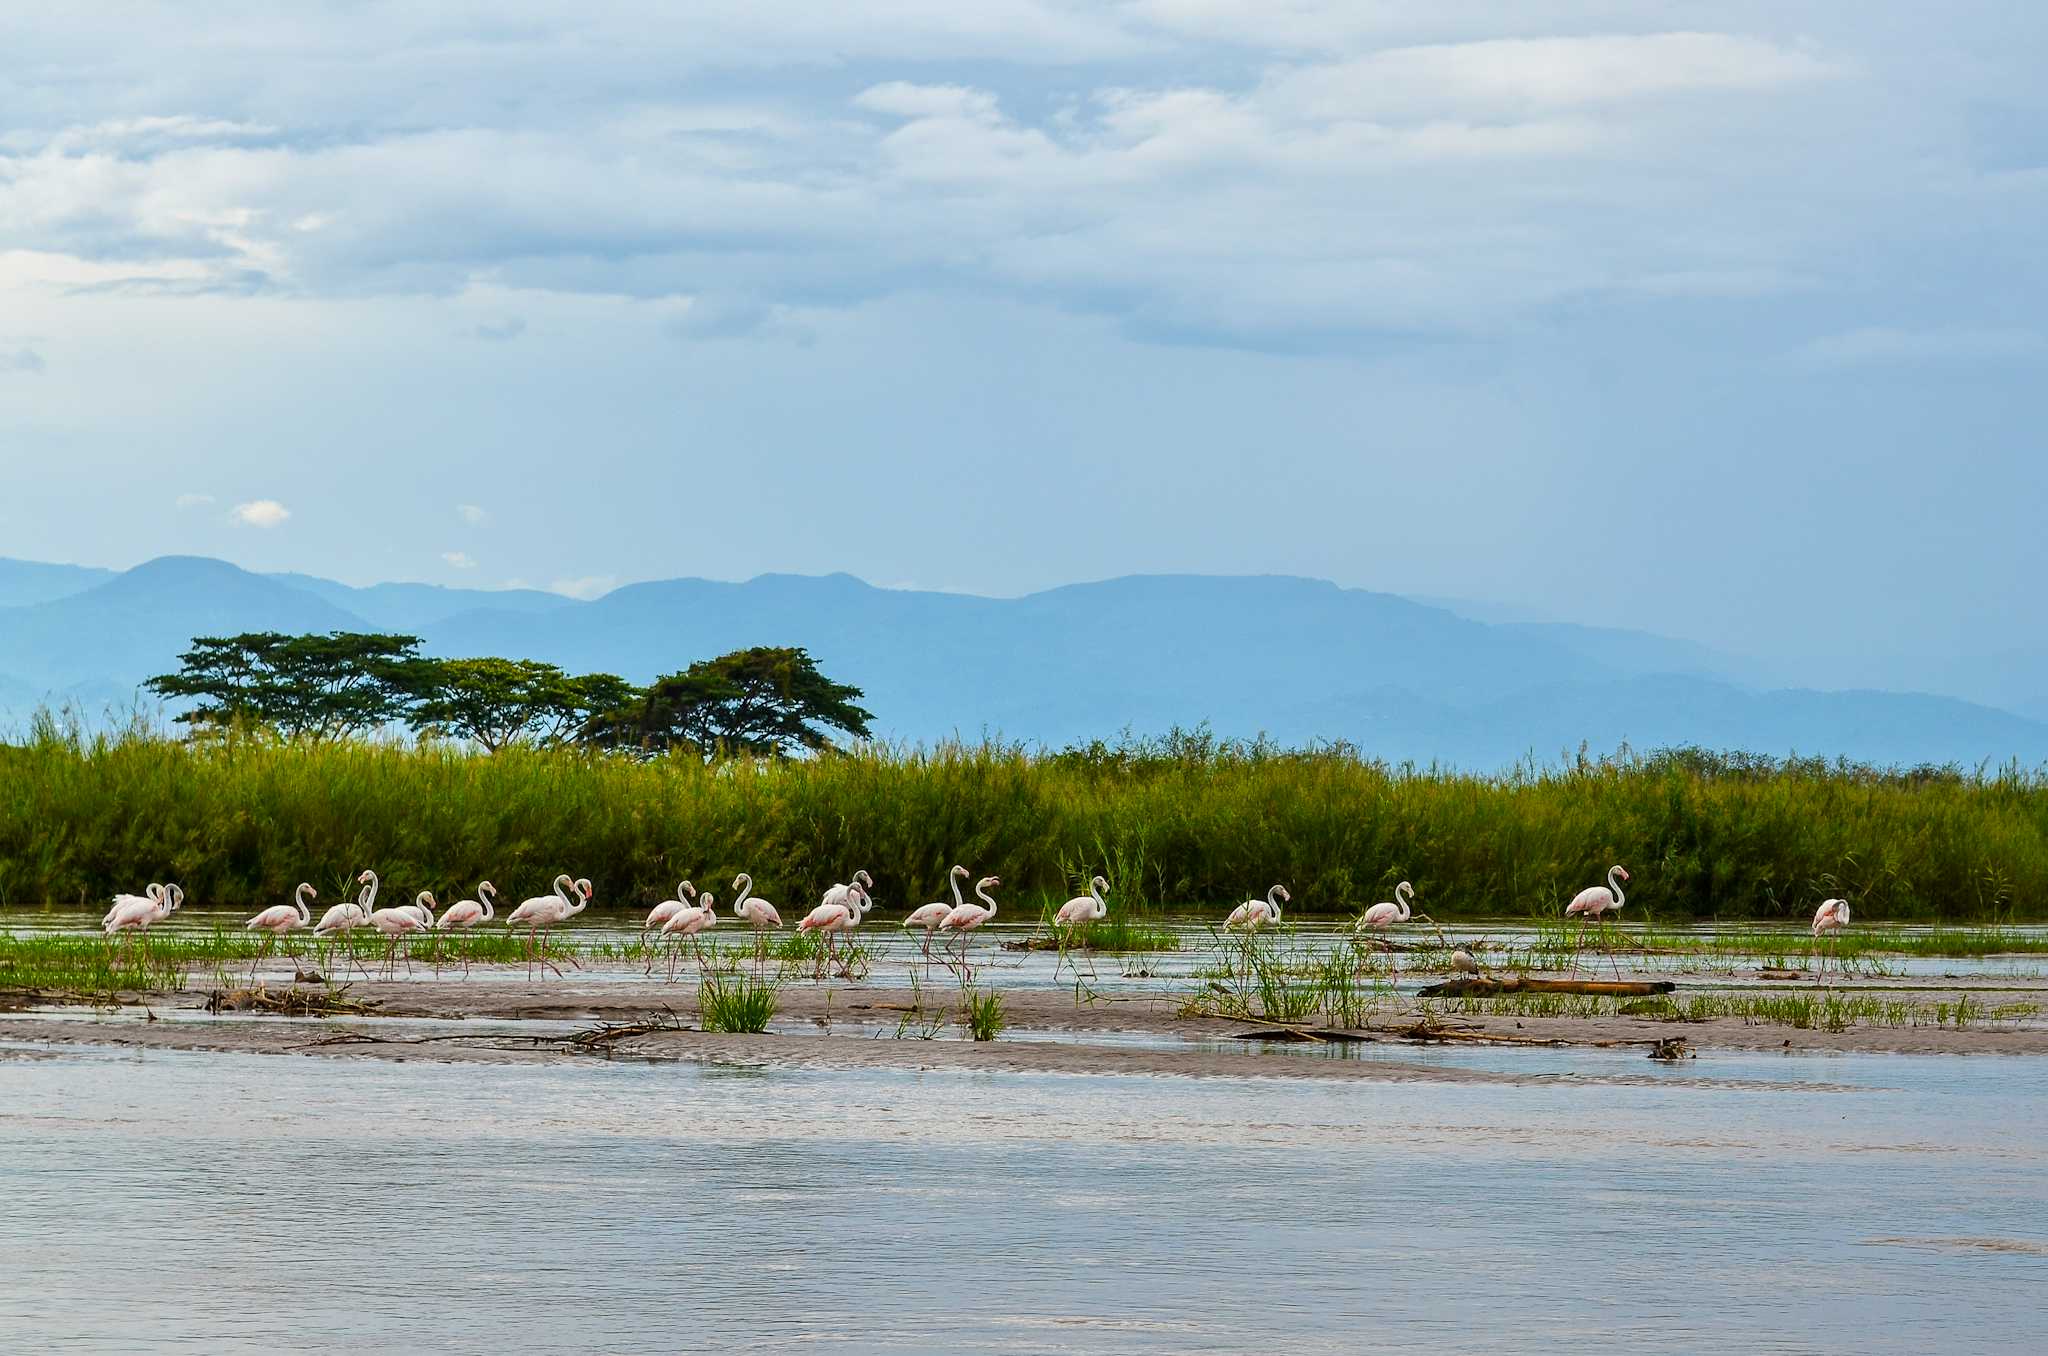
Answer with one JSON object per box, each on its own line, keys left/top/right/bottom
{"left": 1415, "top": 976, "right": 1676, "bottom": 998}
{"left": 205, "top": 984, "right": 377, "bottom": 1016}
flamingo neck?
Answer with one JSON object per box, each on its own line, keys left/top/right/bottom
{"left": 975, "top": 883, "right": 997, "bottom": 917}
{"left": 1397, "top": 882, "right": 1413, "bottom": 922}
{"left": 949, "top": 869, "right": 965, "bottom": 909}
{"left": 734, "top": 874, "right": 753, "bottom": 908}
{"left": 480, "top": 884, "right": 496, "bottom": 922}
{"left": 294, "top": 884, "right": 314, "bottom": 923}
{"left": 358, "top": 873, "right": 380, "bottom": 911}
{"left": 1607, "top": 867, "right": 1626, "bottom": 908}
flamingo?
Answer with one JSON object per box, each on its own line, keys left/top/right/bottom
{"left": 1224, "top": 884, "right": 1288, "bottom": 979}
{"left": 1812, "top": 897, "right": 1852, "bottom": 974}
{"left": 798, "top": 882, "right": 872, "bottom": 980}
{"left": 104, "top": 883, "right": 173, "bottom": 962}
{"left": 939, "top": 875, "right": 1001, "bottom": 973}
{"left": 435, "top": 880, "right": 498, "bottom": 975}
{"left": 904, "top": 866, "right": 969, "bottom": 968}
{"left": 104, "top": 883, "right": 163, "bottom": 929}
{"left": 659, "top": 892, "right": 719, "bottom": 979}
{"left": 368, "top": 891, "right": 435, "bottom": 977}
{"left": 642, "top": 881, "right": 699, "bottom": 973}
{"left": 1565, "top": 865, "right": 1630, "bottom": 978}
{"left": 313, "top": 873, "right": 376, "bottom": 976}
{"left": 244, "top": 883, "right": 316, "bottom": 981}
{"left": 504, "top": 873, "right": 588, "bottom": 979}
{"left": 1052, "top": 875, "right": 1109, "bottom": 976}
{"left": 1225, "top": 885, "right": 1288, "bottom": 931}
{"left": 821, "top": 870, "right": 872, "bottom": 915}
{"left": 1356, "top": 881, "right": 1415, "bottom": 985}
{"left": 730, "top": 875, "right": 784, "bottom": 968}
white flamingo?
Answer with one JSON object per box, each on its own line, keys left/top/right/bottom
{"left": 313, "top": 872, "right": 376, "bottom": 976}
{"left": 730, "top": 875, "right": 784, "bottom": 967}
{"left": 643, "top": 881, "right": 699, "bottom": 972}
{"left": 1224, "top": 884, "right": 1288, "bottom": 980}
{"left": 1355, "top": 881, "right": 1415, "bottom": 984}
{"left": 504, "top": 873, "right": 589, "bottom": 979}
{"left": 1565, "top": 865, "right": 1630, "bottom": 978}
{"left": 659, "top": 891, "right": 719, "bottom": 978}
{"left": 939, "top": 875, "right": 1001, "bottom": 972}
{"left": 904, "top": 866, "right": 968, "bottom": 967}
{"left": 243, "top": 883, "right": 316, "bottom": 981}
{"left": 103, "top": 882, "right": 163, "bottom": 929}
{"left": 1812, "top": 897, "right": 1852, "bottom": 974}
{"left": 821, "top": 870, "right": 872, "bottom": 915}
{"left": 368, "top": 891, "right": 435, "bottom": 977}
{"left": 1052, "top": 875, "right": 1109, "bottom": 976}
{"left": 104, "top": 883, "right": 175, "bottom": 961}
{"left": 798, "top": 882, "right": 872, "bottom": 980}
{"left": 434, "top": 880, "right": 498, "bottom": 975}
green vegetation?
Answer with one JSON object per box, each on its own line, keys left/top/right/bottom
{"left": 961, "top": 986, "right": 1006, "bottom": 1041}
{"left": 698, "top": 972, "right": 779, "bottom": 1033}
{"left": 0, "top": 933, "right": 186, "bottom": 993}
{"left": 2, "top": 724, "right": 2045, "bottom": 922}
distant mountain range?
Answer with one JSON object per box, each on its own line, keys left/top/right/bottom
{"left": 1, "top": 554, "right": 2042, "bottom": 768}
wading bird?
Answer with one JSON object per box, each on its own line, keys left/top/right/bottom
{"left": 104, "top": 883, "right": 174, "bottom": 959}
{"left": 904, "top": 866, "right": 969, "bottom": 968}
{"left": 1450, "top": 940, "right": 1482, "bottom": 976}
{"left": 660, "top": 891, "right": 718, "bottom": 978}
{"left": 798, "top": 881, "right": 871, "bottom": 980}
{"left": 1565, "top": 865, "right": 1630, "bottom": 978}
{"left": 1224, "top": 884, "right": 1288, "bottom": 979}
{"left": 504, "top": 873, "right": 589, "bottom": 979}
{"left": 1812, "top": 897, "right": 1852, "bottom": 973}
{"left": 434, "top": 881, "right": 498, "bottom": 974}
{"left": 939, "top": 875, "right": 1001, "bottom": 973}
{"left": 313, "top": 875, "right": 376, "bottom": 976}
{"left": 244, "top": 883, "right": 316, "bottom": 981}
{"left": 1356, "top": 881, "right": 1415, "bottom": 985}
{"left": 643, "top": 881, "right": 699, "bottom": 972}
{"left": 1052, "top": 875, "right": 1110, "bottom": 976}
{"left": 730, "top": 876, "right": 784, "bottom": 967}
{"left": 369, "top": 891, "right": 435, "bottom": 977}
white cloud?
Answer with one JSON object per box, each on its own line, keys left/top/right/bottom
{"left": 457, "top": 503, "right": 488, "bottom": 525}
{"left": 174, "top": 492, "right": 215, "bottom": 510}
{"left": 1, "top": 347, "right": 45, "bottom": 374}
{"left": 229, "top": 499, "right": 291, "bottom": 528}
{"left": 549, "top": 574, "right": 616, "bottom": 600}
{"left": 1790, "top": 327, "right": 2047, "bottom": 369}
{"left": 441, "top": 550, "right": 477, "bottom": 569}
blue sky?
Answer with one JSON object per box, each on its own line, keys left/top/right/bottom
{"left": 1, "top": 3, "right": 2042, "bottom": 691}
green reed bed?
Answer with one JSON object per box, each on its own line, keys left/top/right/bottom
{"left": 1437, "top": 988, "right": 2041, "bottom": 1032}
{"left": 3, "top": 724, "right": 2045, "bottom": 924}
{"left": 0, "top": 932, "right": 187, "bottom": 993}
{"left": 698, "top": 972, "right": 780, "bottom": 1033}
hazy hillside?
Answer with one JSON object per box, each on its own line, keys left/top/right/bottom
{"left": 0, "top": 558, "right": 115, "bottom": 608}
{"left": 0, "top": 555, "right": 2042, "bottom": 768}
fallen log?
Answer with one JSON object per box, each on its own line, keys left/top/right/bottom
{"left": 1414, "top": 976, "right": 1676, "bottom": 998}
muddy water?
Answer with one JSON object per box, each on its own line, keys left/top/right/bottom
{"left": 3, "top": 1041, "right": 2044, "bottom": 1352}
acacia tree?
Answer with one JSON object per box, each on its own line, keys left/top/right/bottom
{"left": 412, "top": 658, "right": 635, "bottom": 752}
{"left": 582, "top": 646, "right": 872, "bottom": 757}
{"left": 145, "top": 632, "right": 434, "bottom": 740}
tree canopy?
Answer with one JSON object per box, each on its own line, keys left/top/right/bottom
{"left": 411, "top": 658, "right": 633, "bottom": 752}
{"left": 582, "top": 646, "right": 874, "bottom": 757}
{"left": 144, "top": 631, "right": 433, "bottom": 741}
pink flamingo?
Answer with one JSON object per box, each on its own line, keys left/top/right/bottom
{"left": 939, "top": 875, "right": 1001, "bottom": 973}
{"left": 821, "top": 870, "right": 872, "bottom": 915}
{"left": 1565, "top": 865, "right": 1630, "bottom": 977}
{"left": 504, "top": 873, "right": 588, "bottom": 979}
{"left": 1224, "top": 884, "right": 1288, "bottom": 979}
{"left": 1355, "top": 881, "right": 1414, "bottom": 984}
{"left": 904, "top": 866, "right": 968, "bottom": 968}
{"left": 659, "top": 891, "right": 719, "bottom": 978}
{"left": 368, "top": 891, "right": 435, "bottom": 977}
{"left": 1052, "top": 875, "right": 1109, "bottom": 976}
{"left": 313, "top": 873, "right": 376, "bottom": 976}
{"left": 434, "top": 880, "right": 498, "bottom": 974}
{"left": 643, "top": 881, "right": 698, "bottom": 972}
{"left": 244, "top": 883, "right": 316, "bottom": 981}
{"left": 798, "top": 882, "right": 872, "bottom": 980}
{"left": 1812, "top": 897, "right": 1852, "bottom": 973}
{"left": 730, "top": 875, "right": 784, "bottom": 967}
{"left": 104, "top": 883, "right": 176, "bottom": 961}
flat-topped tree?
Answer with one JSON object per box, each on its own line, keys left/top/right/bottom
{"left": 412, "top": 658, "right": 635, "bottom": 752}
{"left": 582, "top": 645, "right": 873, "bottom": 758}
{"left": 146, "top": 631, "right": 434, "bottom": 741}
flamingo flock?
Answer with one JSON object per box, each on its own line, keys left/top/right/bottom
{"left": 83, "top": 859, "right": 1861, "bottom": 988}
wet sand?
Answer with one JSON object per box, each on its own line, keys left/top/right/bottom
{"left": 5, "top": 970, "right": 2045, "bottom": 1078}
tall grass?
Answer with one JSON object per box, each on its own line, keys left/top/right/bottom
{"left": 2, "top": 722, "right": 2045, "bottom": 922}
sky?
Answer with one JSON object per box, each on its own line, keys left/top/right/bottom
{"left": 1, "top": 2, "right": 2043, "bottom": 690}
